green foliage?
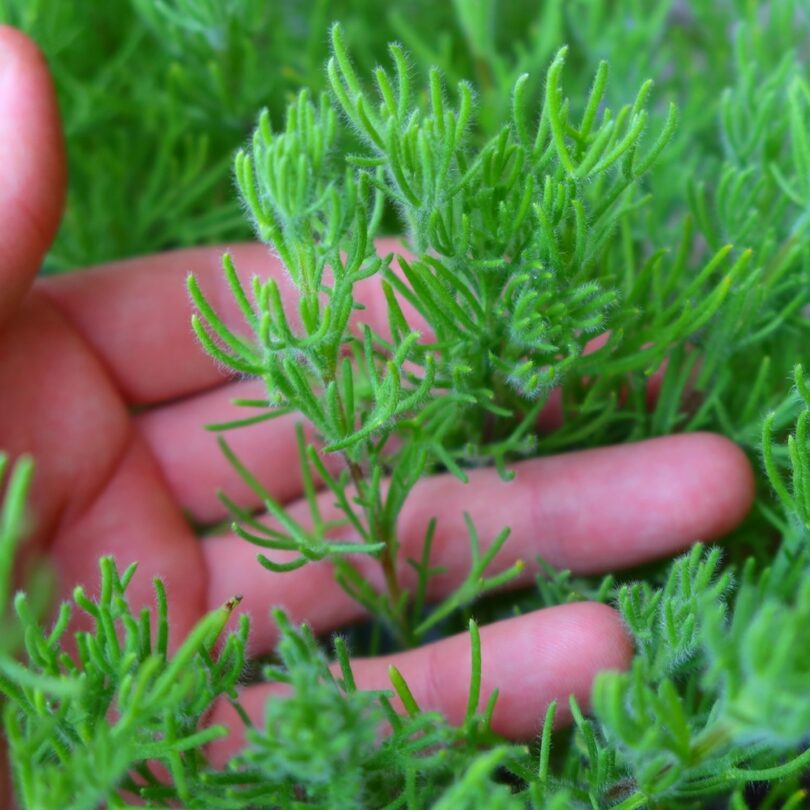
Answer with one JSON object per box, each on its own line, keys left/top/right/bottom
{"left": 233, "top": 611, "right": 389, "bottom": 802}
{"left": 579, "top": 370, "right": 810, "bottom": 807}
{"left": 3, "top": 1, "right": 810, "bottom": 808}
{"left": 0, "top": 504, "right": 251, "bottom": 808}
{"left": 0, "top": 499, "right": 527, "bottom": 807}
{"left": 232, "top": 612, "right": 511, "bottom": 806}
{"left": 0, "top": 454, "right": 33, "bottom": 659}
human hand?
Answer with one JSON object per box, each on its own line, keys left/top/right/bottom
{"left": 0, "top": 22, "right": 755, "bottom": 779}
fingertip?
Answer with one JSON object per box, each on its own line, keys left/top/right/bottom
{"left": 688, "top": 431, "right": 756, "bottom": 535}
{"left": 475, "top": 602, "right": 633, "bottom": 736}
{"left": 540, "top": 432, "right": 756, "bottom": 573}
{"left": 569, "top": 601, "right": 635, "bottom": 672}
{"left": 544, "top": 602, "right": 634, "bottom": 727}
{"left": 0, "top": 24, "right": 65, "bottom": 322}
{"left": 0, "top": 23, "right": 46, "bottom": 55}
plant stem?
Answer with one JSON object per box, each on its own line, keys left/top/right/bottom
{"left": 346, "top": 457, "right": 407, "bottom": 640}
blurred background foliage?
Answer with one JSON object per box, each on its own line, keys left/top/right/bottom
{"left": 1, "top": 0, "right": 800, "bottom": 272}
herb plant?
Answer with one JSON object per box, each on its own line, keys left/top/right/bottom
{"left": 188, "top": 22, "right": 691, "bottom": 646}
{"left": 2, "top": 1, "right": 810, "bottom": 807}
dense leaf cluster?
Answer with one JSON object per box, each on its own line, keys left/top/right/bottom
{"left": 1, "top": 1, "right": 810, "bottom": 807}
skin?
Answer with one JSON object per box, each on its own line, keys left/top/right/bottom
{"left": 0, "top": 25, "right": 756, "bottom": 792}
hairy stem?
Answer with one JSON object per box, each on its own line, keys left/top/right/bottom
{"left": 346, "top": 457, "right": 408, "bottom": 643}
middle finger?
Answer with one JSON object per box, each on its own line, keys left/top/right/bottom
{"left": 203, "top": 431, "right": 753, "bottom": 654}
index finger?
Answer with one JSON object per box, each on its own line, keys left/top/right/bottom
{"left": 38, "top": 238, "right": 409, "bottom": 405}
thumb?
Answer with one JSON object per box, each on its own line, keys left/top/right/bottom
{"left": 0, "top": 26, "right": 65, "bottom": 326}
